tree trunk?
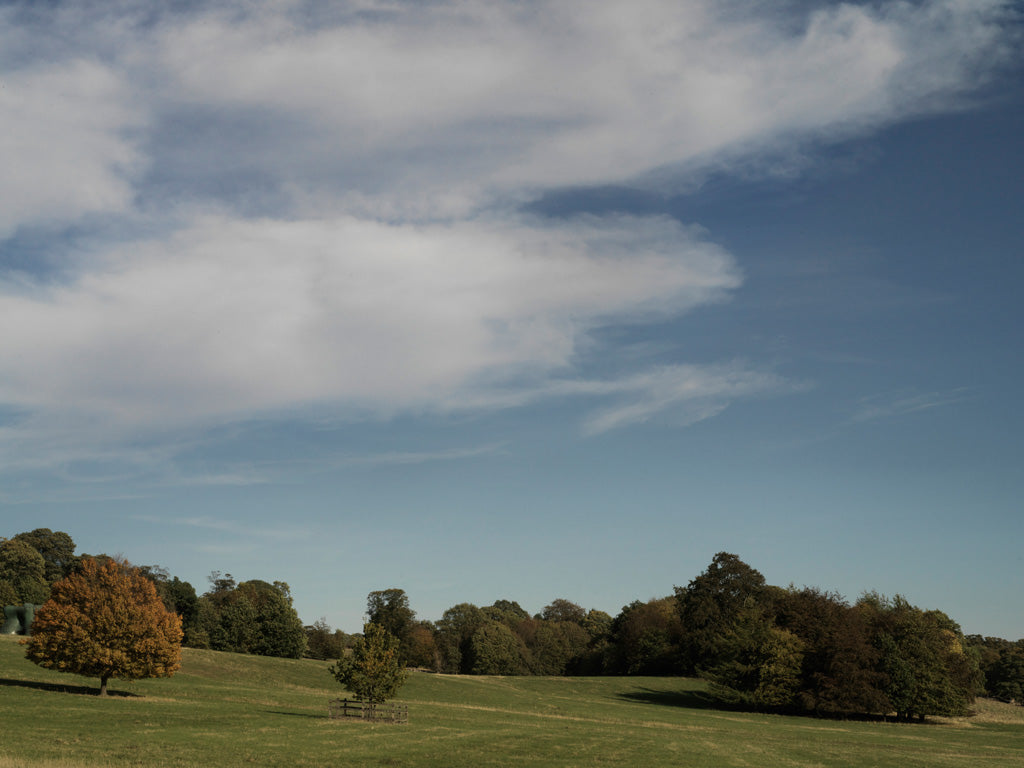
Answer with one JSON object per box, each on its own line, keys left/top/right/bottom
{"left": 99, "top": 675, "right": 109, "bottom": 697}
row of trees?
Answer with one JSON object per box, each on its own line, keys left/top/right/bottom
{"left": 6, "top": 529, "right": 1021, "bottom": 717}
{"left": 3, "top": 530, "right": 306, "bottom": 659}
{"left": 196, "top": 573, "right": 306, "bottom": 658}
{"left": 324, "top": 556, "right": 984, "bottom": 719}
{"left": 673, "top": 553, "right": 982, "bottom": 719}
{"left": 967, "top": 635, "right": 1024, "bottom": 703}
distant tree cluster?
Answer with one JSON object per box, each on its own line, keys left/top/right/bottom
{"left": 672, "top": 553, "right": 982, "bottom": 719}
{"left": 966, "top": 636, "right": 1024, "bottom": 703}
{"left": 189, "top": 572, "right": 307, "bottom": 659}
{"left": 3, "top": 529, "right": 307, "bottom": 661}
{"left": 304, "top": 618, "right": 354, "bottom": 660}
{"left": 8, "top": 528, "right": 1022, "bottom": 719}
{"left": 429, "top": 597, "right": 611, "bottom": 676}
{"left": 337, "top": 554, "right": 998, "bottom": 721}
{"left": 0, "top": 529, "right": 77, "bottom": 606}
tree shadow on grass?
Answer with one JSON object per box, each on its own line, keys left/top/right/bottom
{"left": 262, "top": 710, "right": 327, "bottom": 719}
{"left": 619, "top": 686, "right": 937, "bottom": 724}
{"left": 0, "top": 678, "right": 139, "bottom": 698}
{"left": 617, "top": 687, "right": 742, "bottom": 712}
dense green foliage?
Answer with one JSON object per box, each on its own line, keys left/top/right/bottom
{"left": 675, "top": 552, "right": 768, "bottom": 676}
{"left": 11, "top": 528, "right": 77, "bottom": 583}
{"left": 330, "top": 622, "right": 408, "bottom": 703}
{"left": 137, "top": 564, "right": 202, "bottom": 644}
{"left": 371, "top": 553, "right": 993, "bottom": 720}
{"left": 667, "top": 554, "right": 983, "bottom": 719}
{"left": 304, "top": 617, "right": 352, "bottom": 660}
{"left": 604, "top": 598, "right": 673, "bottom": 673}
{"left": 194, "top": 574, "right": 307, "bottom": 658}
{"left": 0, "top": 528, "right": 81, "bottom": 606}
{"left": 966, "top": 635, "right": 1024, "bottom": 702}
{"left": 469, "top": 621, "right": 529, "bottom": 674}
{"left": 366, "top": 588, "right": 415, "bottom": 641}
{"left": 434, "top": 601, "right": 488, "bottom": 673}
{"left": 430, "top": 597, "right": 610, "bottom": 676}
{"left": 0, "top": 538, "right": 49, "bottom": 605}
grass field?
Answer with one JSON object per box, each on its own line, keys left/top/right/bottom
{"left": 1, "top": 635, "right": 1022, "bottom": 767}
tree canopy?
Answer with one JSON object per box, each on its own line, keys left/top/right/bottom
{"left": 469, "top": 621, "right": 528, "bottom": 675}
{"left": 668, "top": 557, "right": 983, "bottom": 719}
{"left": 0, "top": 538, "right": 50, "bottom": 606}
{"left": 330, "top": 622, "right": 408, "bottom": 703}
{"left": 675, "top": 551, "right": 768, "bottom": 675}
{"left": 195, "top": 576, "right": 306, "bottom": 658}
{"left": 1, "top": 529, "right": 79, "bottom": 607}
{"left": 13, "top": 529, "right": 77, "bottom": 584}
{"left": 968, "top": 635, "right": 1024, "bottom": 703}
{"left": 434, "top": 602, "right": 488, "bottom": 673}
{"left": 24, "top": 558, "right": 182, "bottom": 696}
{"left": 366, "top": 588, "right": 416, "bottom": 662}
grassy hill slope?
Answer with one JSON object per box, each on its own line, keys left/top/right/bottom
{"left": 1, "top": 635, "right": 1021, "bottom": 767}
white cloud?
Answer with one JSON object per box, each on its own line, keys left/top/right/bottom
{"left": 3, "top": 0, "right": 1003, "bottom": 228}
{"left": 0, "top": 214, "right": 737, "bottom": 429}
{"left": 0, "top": 60, "right": 142, "bottom": 237}
{"left": 0, "top": 0, "right": 1015, "bottom": 476}
{"left": 0, "top": 0, "right": 1011, "bottom": 230}
{"left": 137, "top": 0, "right": 1012, "bottom": 211}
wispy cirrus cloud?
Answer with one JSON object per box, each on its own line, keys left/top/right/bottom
{"left": 852, "top": 388, "right": 972, "bottom": 424}
{"left": 161, "top": 442, "right": 510, "bottom": 487}
{"left": 576, "top": 364, "right": 802, "bottom": 435}
{"left": 134, "top": 513, "right": 311, "bottom": 542}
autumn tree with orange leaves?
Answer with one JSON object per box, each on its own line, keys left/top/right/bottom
{"left": 25, "top": 558, "right": 183, "bottom": 696}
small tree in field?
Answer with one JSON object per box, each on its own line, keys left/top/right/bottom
{"left": 330, "top": 622, "right": 408, "bottom": 704}
{"left": 25, "top": 558, "right": 183, "bottom": 696}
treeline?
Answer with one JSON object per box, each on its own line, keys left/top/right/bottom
{"left": 1, "top": 530, "right": 306, "bottom": 659}
{"left": 968, "top": 635, "right": 1024, "bottom": 704}
{"left": 319, "top": 555, "right": 1021, "bottom": 720}
{"left": 4, "top": 530, "right": 1022, "bottom": 719}
{"left": 142, "top": 568, "right": 307, "bottom": 659}
{"left": 347, "top": 555, "right": 987, "bottom": 720}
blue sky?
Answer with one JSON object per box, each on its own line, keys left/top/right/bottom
{"left": 1, "top": 0, "right": 1022, "bottom": 640}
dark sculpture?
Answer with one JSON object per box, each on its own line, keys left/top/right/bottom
{"left": 1, "top": 604, "right": 38, "bottom": 635}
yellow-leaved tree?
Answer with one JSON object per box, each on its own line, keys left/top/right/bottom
{"left": 25, "top": 558, "right": 183, "bottom": 696}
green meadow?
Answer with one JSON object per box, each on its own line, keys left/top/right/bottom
{"left": 1, "top": 635, "right": 1021, "bottom": 767}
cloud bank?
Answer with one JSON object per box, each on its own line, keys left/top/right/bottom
{"left": 0, "top": 0, "right": 1015, "bottom": 472}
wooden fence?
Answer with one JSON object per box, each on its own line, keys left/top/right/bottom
{"left": 328, "top": 698, "right": 408, "bottom": 724}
